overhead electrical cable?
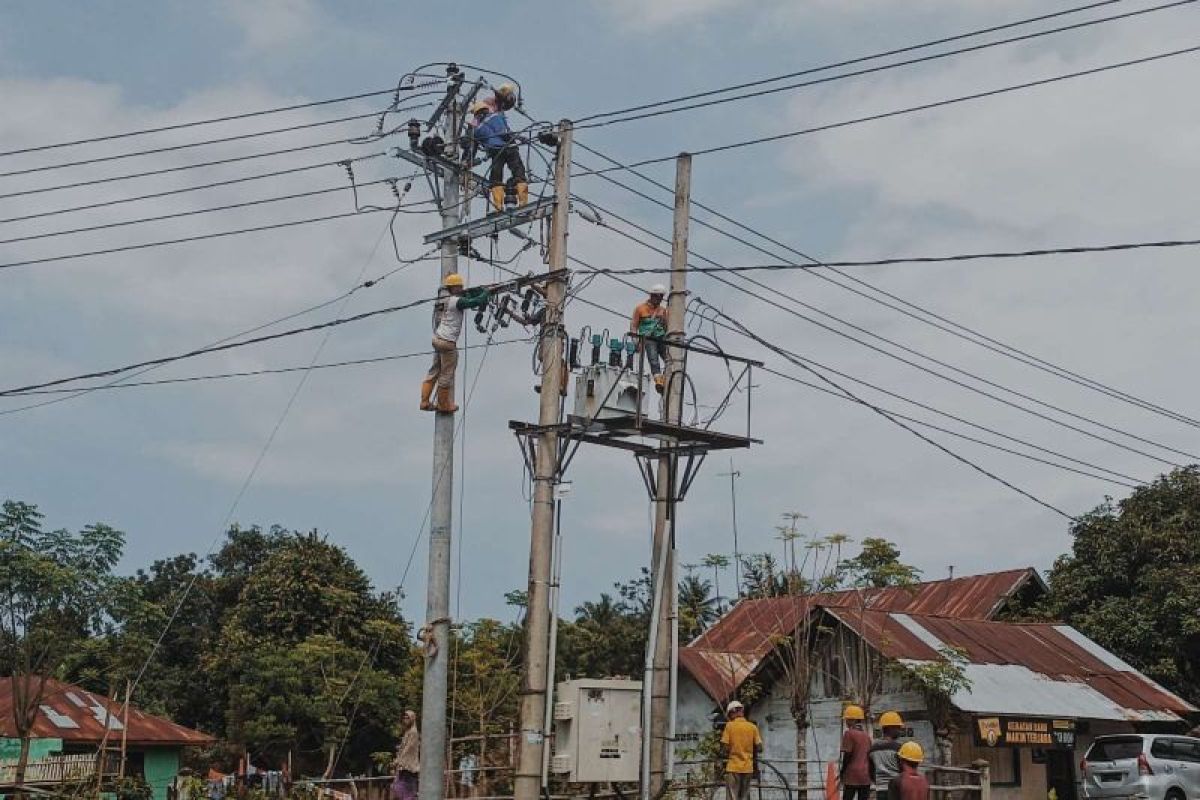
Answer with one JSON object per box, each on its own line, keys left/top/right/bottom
{"left": 697, "top": 302, "right": 1078, "bottom": 520}
{"left": 572, "top": 0, "right": 1195, "bottom": 131}
{"left": 0, "top": 341, "right": 525, "bottom": 395}
{"left": 0, "top": 292, "right": 438, "bottom": 397}
{"left": 572, "top": 238, "right": 1200, "bottom": 273}
{"left": 0, "top": 152, "right": 388, "bottom": 226}
{"left": 569, "top": 45, "right": 1200, "bottom": 178}
{"left": 0, "top": 181, "right": 432, "bottom": 246}
{"left": 0, "top": 101, "right": 430, "bottom": 201}
{"left": 0, "top": 87, "right": 400, "bottom": 158}
{"left": 561, "top": 252, "right": 1138, "bottom": 489}
{"left": 0, "top": 207, "right": 399, "bottom": 271}
{"left": 0, "top": 111, "right": 385, "bottom": 178}
{"left": 573, "top": 0, "right": 1123, "bottom": 124}
{"left": 581, "top": 199, "right": 1196, "bottom": 467}
{"left": 570, "top": 138, "right": 1200, "bottom": 430}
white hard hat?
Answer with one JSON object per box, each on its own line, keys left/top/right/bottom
{"left": 649, "top": 283, "right": 667, "bottom": 295}
{"left": 726, "top": 700, "right": 744, "bottom": 714}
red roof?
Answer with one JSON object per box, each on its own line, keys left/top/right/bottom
{"left": 0, "top": 678, "right": 214, "bottom": 747}
{"left": 683, "top": 568, "right": 1042, "bottom": 702}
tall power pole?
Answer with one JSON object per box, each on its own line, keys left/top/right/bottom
{"left": 419, "top": 102, "right": 462, "bottom": 800}
{"left": 647, "top": 153, "right": 692, "bottom": 799}
{"left": 513, "top": 120, "right": 574, "bottom": 800}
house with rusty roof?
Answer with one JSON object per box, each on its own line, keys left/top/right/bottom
{"left": 0, "top": 678, "right": 213, "bottom": 800}
{"left": 676, "top": 568, "right": 1196, "bottom": 800}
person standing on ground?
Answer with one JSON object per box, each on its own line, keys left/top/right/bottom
{"left": 392, "top": 710, "right": 420, "bottom": 800}
{"left": 887, "top": 743, "right": 930, "bottom": 800}
{"left": 420, "top": 273, "right": 490, "bottom": 413}
{"left": 870, "top": 711, "right": 906, "bottom": 800}
{"left": 720, "top": 700, "right": 762, "bottom": 800}
{"left": 840, "top": 705, "right": 872, "bottom": 800}
{"left": 629, "top": 283, "right": 669, "bottom": 393}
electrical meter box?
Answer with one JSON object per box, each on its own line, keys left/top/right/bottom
{"left": 551, "top": 678, "right": 641, "bottom": 783}
{"left": 574, "top": 365, "right": 648, "bottom": 421}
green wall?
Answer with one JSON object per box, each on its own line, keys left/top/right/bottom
{"left": 0, "top": 737, "right": 64, "bottom": 762}
{"left": 143, "top": 748, "right": 180, "bottom": 800}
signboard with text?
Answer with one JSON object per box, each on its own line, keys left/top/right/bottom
{"left": 973, "top": 716, "right": 1076, "bottom": 749}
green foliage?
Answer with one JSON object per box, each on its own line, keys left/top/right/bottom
{"left": 898, "top": 646, "right": 971, "bottom": 732}
{"left": 839, "top": 537, "right": 922, "bottom": 588}
{"left": 678, "top": 574, "right": 720, "bottom": 642}
{"left": 0, "top": 500, "right": 126, "bottom": 753}
{"left": 1036, "top": 467, "right": 1200, "bottom": 704}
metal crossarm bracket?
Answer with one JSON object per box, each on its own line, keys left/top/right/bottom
{"left": 423, "top": 198, "right": 556, "bottom": 245}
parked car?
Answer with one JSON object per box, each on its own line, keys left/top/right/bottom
{"left": 1081, "top": 734, "right": 1200, "bottom": 800}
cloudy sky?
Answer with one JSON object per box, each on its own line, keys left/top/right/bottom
{"left": 2, "top": 0, "right": 1199, "bottom": 625}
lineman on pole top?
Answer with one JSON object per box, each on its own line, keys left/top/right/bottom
{"left": 421, "top": 273, "right": 490, "bottom": 414}
{"left": 465, "top": 83, "right": 528, "bottom": 212}
{"left": 630, "top": 283, "right": 669, "bottom": 393}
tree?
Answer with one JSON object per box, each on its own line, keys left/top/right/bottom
{"left": 1037, "top": 468, "right": 1200, "bottom": 704}
{"left": 0, "top": 500, "right": 124, "bottom": 787}
{"left": 678, "top": 575, "right": 719, "bottom": 642}
{"left": 210, "top": 528, "right": 411, "bottom": 776}
{"left": 700, "top": 554, "right": 730, "bottom": 610}
{"left": 839, "top": 537, "right": 923, "bottom": 588}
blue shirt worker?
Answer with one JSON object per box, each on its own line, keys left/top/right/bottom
{"left": 468, "top": 96, "right": 528, "bottom": 212}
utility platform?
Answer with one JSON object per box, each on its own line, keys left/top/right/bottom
{"left": 508, "top": 335, "right": 762, "bottom": 499}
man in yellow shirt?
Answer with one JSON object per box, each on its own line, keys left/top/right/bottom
{"left": 720, "top": 700, "right": 762, "bottom": 800}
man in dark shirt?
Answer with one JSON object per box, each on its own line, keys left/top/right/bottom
{"left": 870, "top": 711, "right": 905, "bottom": 800}
{"left": 840, "top": 705, "right": 872, "bottom": 800}
{"left": 887, "top": 742, "right": 930, "bottom": 800}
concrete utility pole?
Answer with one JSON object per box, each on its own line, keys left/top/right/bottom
{"left": 647, "top": 153, "right": 692, "bottom": 799}
{"left": 419, "top": 101, "right": 461, "bottom": 800}
{"left": 513, "top": 120, "right": 574, "bottom": 800}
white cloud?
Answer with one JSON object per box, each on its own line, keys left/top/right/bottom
{"left": 218, "top": 0, "right": 322, "bottom": 52}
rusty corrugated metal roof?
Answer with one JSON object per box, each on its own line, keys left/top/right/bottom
{"left": 0, "top": 678, "right": 214, "bottom": 747}
{"left": 826, "top": 609, "right": 1197, "bottom": 720}
{"left": 682, "top": 568, "right": 1041, "bottom": 701}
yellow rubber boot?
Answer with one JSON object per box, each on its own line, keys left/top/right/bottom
{"left": 419, "top": 379, "right": 435, "bottom": 411}
{"left": 490, "top": 186, "right": 505, "bottom": 212}
{"left": 436, "top": 385, "right": 459, "bottom": 413}
{"left": 516, "top": 182, "right": 529, "bottom": 206}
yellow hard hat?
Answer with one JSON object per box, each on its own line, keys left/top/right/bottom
{"left": 443, "top": 273, "right": 465, "bottom": 288}
{"left": 879, "top": 711, "right": 904, "bottom": 728}
{"left": 898, "top": 742, "right": 924, "bottom": 764}
{"left": 843, "top": 704, "right": 865, "bottom": 721}
{"left": 470, "top": 101, "right": 489, "bottom": 115}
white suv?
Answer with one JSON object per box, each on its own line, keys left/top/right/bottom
{"left": 1082, "top": 734, "right": 1200, "bottom": 800}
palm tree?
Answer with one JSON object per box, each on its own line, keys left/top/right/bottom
{"left": 701, "top": 553, "right": 731, "bottom": 609}
{"left": 677, "top": 574, "right": 720, "bottom": 641}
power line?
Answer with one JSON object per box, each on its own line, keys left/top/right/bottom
{"left": 573, "top": 237, "right": 1200, "bottom": 273}
{"left": 0, "top": 291, "right": 438, "bottom": 397}
{"left": 573, "top": 1, "right": 1195, "bottom": 131}
{"left": 569, "top": 45, "right": 1200, "bottom": 178}
{"left": 0, "top": 110, "right": 385, "bottom": 179}
{"left": 573, "top": 0, "right": 1123, "bottom": 124}
{"left": 570, "top": 137, "right": 1200, "bottom": 430}
{"left": 0, "top": 138, "right": 353, "bottom": 201}
{"left": 0, "top": 207, "right": 396, "bottom": 271}
{"left": 697, "top": 301, "right": 1078, "bottom": 519}
{"left": 0, "top": 340, "right": 526, "bottom": 395}
{"left": 0, "top": 153, "right": 388, "bottom": 226}
{"left": 0, "top": 181, "right": 433, "bottom": 246}
{"left": 561, "top": 251, "right": 1136, "bottom": 491}
{"left": 759, "top": 364, "right": 1140, "bottom": 489}
{"left": 0, "top": 87, "right": 399, "bottom": 158}
{"left": 582, "top": 200, "right": 1198, "bottom": 466}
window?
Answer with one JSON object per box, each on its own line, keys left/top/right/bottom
{"left": 1087, "top": 737, "right": 1144, "bottom": 762}
{"left": 1151, "top": 739, "right": 1173, "bottom": 759}
{"left": 1171, "top": 740, "right": 1200, "bottom": 764}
